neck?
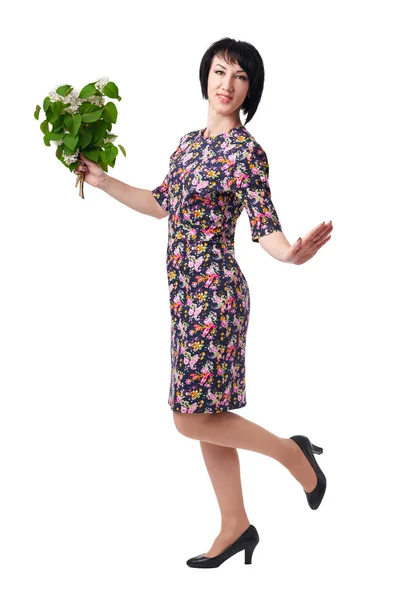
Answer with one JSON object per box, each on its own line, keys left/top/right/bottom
{"left": 203, "top": 121, "right": 242, "bottom": 138}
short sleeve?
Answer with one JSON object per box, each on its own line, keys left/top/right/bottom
{"left": 235, "top": 146, "right": 282, "bottom": 242}
{"left": 151, "top": 136, "right": 183, "bottom": 213}
{"left": 152, "top": 171, "right": 170, "bottom": 212}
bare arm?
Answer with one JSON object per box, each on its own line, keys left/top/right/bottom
{"left": 258, "top": 230, "right": 291, "bottom": 262}
{"left": 99, "top": 175, "right": 168, "bottom": 219}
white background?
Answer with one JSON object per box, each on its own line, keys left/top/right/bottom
{"left": 1, "top": 0, "right": 409, "bottom": 597}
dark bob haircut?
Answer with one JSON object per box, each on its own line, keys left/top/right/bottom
{"left": 199, "top": 37, "right": 265, "bottom": 126}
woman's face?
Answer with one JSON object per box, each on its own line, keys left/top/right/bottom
{"left": 207, "top": 54, "right": 250, "bottom": 119}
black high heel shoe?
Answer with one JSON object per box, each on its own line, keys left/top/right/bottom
{"left": 186, "top": 524, "right": 259, "bottom": 568}
{"left": 290, "top": 435, "right": 327, "bottom": 510}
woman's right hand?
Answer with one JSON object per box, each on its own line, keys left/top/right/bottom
{"left": 74, "top": 153, "right": 108, "bottom": 189}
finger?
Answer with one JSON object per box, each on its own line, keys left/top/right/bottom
{"left": 318, "top": 221, "right": 332, "bottom": 234}
{"left": 300, "top": 227, "right": 322, "bottom": 248}
{"left": 315, "top": 235, "right": 331, "bottom": 250}
{"left": 306, "top": 226, "right": 329, "bottom": 247}
{"left": 295, "top": 221, "right": 331, "bottom": 252}
{"left": 307, "top": 222, "right": 328, "bottom": 240}
{"left": 312, "top": 224, "right": 333, "bottom": 247}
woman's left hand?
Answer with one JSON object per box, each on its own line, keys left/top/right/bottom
{"left": 282, "top": 221, "right": 333, "bottom": 265}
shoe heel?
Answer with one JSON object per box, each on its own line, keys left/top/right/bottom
{"left": 311, "top": 443, "right": 323, "bottom": 455}
{"left": 244, "top": 543, "right": 256, "bottom": 565}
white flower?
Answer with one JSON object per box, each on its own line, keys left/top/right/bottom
{"left": 104, "top": 135, "right": 117, "bottom": 144}
{"left": 51, "top": 140, "right": 64, "bottom": 147}
{"left": 65, "top": 89, "right": 80, "bottom": 102}
{"left": 95, "top": 76, "right": 109, "bottom": 93}
{"left": 88, "top": 95, "right": 105, "bottom": 107}
{"left": 62, "top": 148, "right": 80, "bottom": 165}
{"left": 64, "top": 102, "right": 81, "bottom": 115}
{"left": 48, "top": 90, "right": 64, "bottom": 102}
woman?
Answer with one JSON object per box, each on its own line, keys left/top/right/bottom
{"left": 75, "top": 37, "right": 332, "bottom": 569}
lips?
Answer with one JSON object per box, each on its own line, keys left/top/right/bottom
{"left": 218, "top": 94, "right": 233, "bottom": 102}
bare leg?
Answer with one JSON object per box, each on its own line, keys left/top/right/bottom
{"left": 199, "top": 441, "right": 251, "bottom": 558}
{"left": 173, "top": 411, "right": 318, "bottom": 493}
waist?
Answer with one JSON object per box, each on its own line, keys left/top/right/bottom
{"left": 168, "top": 236, "right": 235, "bottom": 251}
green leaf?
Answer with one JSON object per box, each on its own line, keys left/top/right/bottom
{"left": 47, "top": 111, "right": 59, "bottom": 124}
{"left": 34, "top": 105, "right": 41, "bottom": 120}
{"left": 72, "top": 114, "right": 82, "bottom": 136}
{"left": 90, "top": 120, "right": 107, "bottom": 143}
{"left": 82, "top": 147, "right": 100, "bottom": 162}
{"left": 64, "top": 114, "right": 74, "bottom": 135}
{"left": 103, "top": 101, "right": 117, "bottom": 124}
{"left": 40, "top": 119, "right": 49, "bottom": 135}
{"left": 48, "top": 131, "right": 65, "bottom": 141}
{"left": 100, "top": 144, "right": 118, "bottom": 167}
{"left": 102, "top": 82, "right": 119, "bottom": 99}
{"left": 43, "top": 135, "right": 51, "bottom": 147}
{"left": 43, "top": 97, "right": 51, "bottom": 112}
{"left": 79, "top": 127, "right": 93, "bottom": 148}
{"left": 63, "top": 113, "right": 81, "bottom": 137}
{"left": 56, "top": 85, "right": 73, "bottom": 97}
{"left": 51, "top": 115, "right": 65, "bottom": 132}
{"left": 63, "top": 134, "right": 79, "bottom": 151}
{"left": 51, "top": 101, "right": 63, "bottom": 117}
{"left": 82, "top": 109, "right": 103, "bottom": 123}
{"left": 101, "top": 119, "right": 112, "bottom": 132}
{"left": 79, "top": 83, "right": 97, "bottom": 99}
{"left": 93, "top": 137, "right": 105, "bottom": 148}
{"left": 79, "top": 102, "right": 93, "bottom": 114}
{"left": 118, "top": 144, "right": 126, "bottom": 157}
{"left": 63, "top": 144, "right": 75, "bottom": 155}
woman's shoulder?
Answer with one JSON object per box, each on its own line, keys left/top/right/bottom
{"left": 179, "top": 129, "right": 201, "bottom": 147}
{"left": 236, "top": 128, "right": 268, "bottom": 164}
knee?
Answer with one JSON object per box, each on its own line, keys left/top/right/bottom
{"left": 173, "top": 411, "right": 213, "bottom": 437}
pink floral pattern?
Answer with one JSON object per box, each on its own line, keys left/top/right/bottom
{"left": 152, "top": 126, "right": 282, "bottom": 413}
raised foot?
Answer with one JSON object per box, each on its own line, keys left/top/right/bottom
{"left": 286, "top": 439, "right": 318, "bottom": 493}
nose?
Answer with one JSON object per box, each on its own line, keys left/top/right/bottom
{"left": 221, "top": 76, "right": 236, "bottom": 94}
{"left": 220, "top": 87, "right": 234, "bottom": 98}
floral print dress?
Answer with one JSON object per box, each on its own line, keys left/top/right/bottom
{"left": 152, "top": 125, "right": 282, "bottom": 414}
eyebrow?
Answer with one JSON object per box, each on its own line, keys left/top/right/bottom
{"left": 215, "top": 63, "right": 247, "bottom": 74}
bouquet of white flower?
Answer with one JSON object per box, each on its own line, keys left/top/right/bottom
{"left": 33, "top": 77, "right": 126, "bottom": 198}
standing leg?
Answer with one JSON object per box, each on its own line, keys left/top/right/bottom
{"left": 199, "top": 441, "right": 251, "bottom": 558}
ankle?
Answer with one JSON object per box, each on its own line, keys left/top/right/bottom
{"left": 220, "top": 517, "right": 251, "bottom": 533}
{"left": 281, "top": 437, "right": 302, "bottom": 469}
